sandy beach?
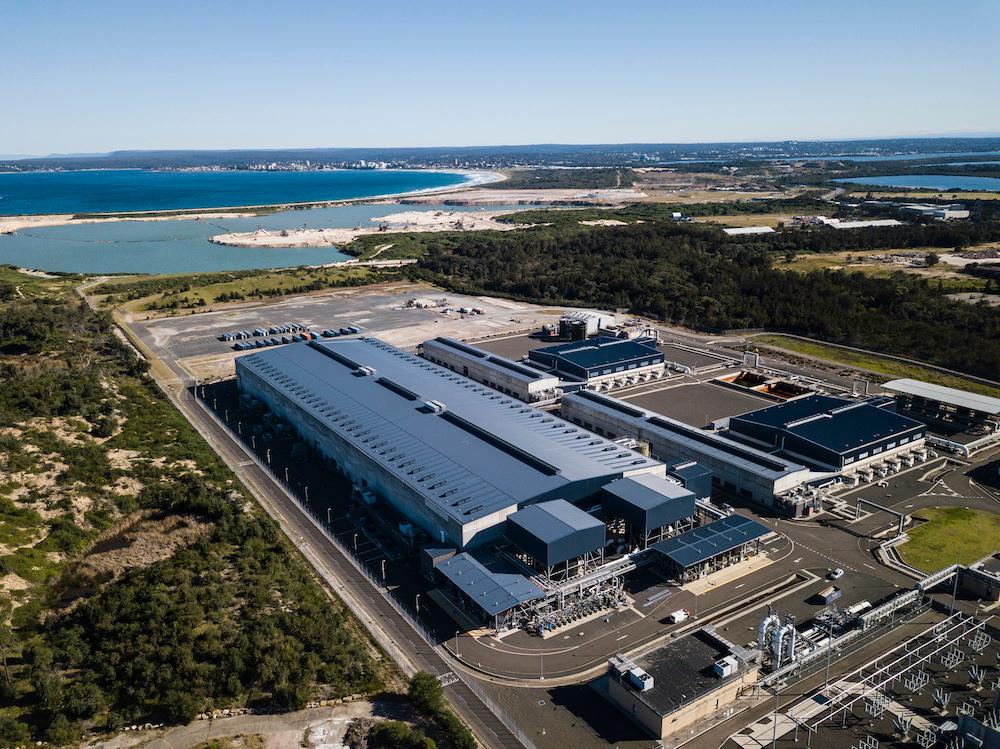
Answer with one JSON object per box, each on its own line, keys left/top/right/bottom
{"left": 0, "top": 210, "right": 262, "bottom": 235}
{"left": 208, "top": 209, "right": 530, "bottom": 248}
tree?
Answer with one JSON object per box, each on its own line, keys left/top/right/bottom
{"left": 408, "top": 672, "right": 444, "bottom": 714}
{"left": 926, "top": 252, "right": 940, "bottom": 266}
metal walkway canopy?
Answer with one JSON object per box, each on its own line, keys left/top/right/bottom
{"left": 436, "top": 552, "right": 544, "bottom": 616}
{"left": 649, "top": 515, "right": 771, "bottom": 569}
{"left": 882, "top": 378, "right": 1000, "bottom": 416}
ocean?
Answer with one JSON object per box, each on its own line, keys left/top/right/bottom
{"left": 0, "top": 168, "right": 470, "bottom": 216}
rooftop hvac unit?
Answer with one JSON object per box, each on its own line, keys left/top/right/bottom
{"left": 714, "top": 656, "right": 739, "bottom": 678}
{"left": 626, "top": 667, "right": 654, "bottom": 692}
{"left": 354, "top": 365, "right": 377, "bottom": 377}
{"left": 419, "top": 400, "right": 448, "bottom": 414}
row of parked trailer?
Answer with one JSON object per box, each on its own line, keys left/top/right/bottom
{"left": 229, "top": 324, "right": 362, "bottom": 351}
{"left": 220, "top": 322, "right": 309, "bottom": 342}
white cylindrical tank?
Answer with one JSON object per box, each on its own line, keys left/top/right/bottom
{"left": 758, "top": 614, "right": 779, "bottom": 650}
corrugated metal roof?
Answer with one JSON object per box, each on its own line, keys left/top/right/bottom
{"left": 436, "top": 553, "right": 544, "bottom": 616}
{"left": 508, "top": 499, "right": 604, "bottom": 541}
{"left": 237, "top": 338, "right": 660, "bottom": 529}
{"left": 531, "top": 336, "right": 662, "bottom": 370}
{"left": 882, "top": 378, "right": 1000, "bottom": 416}
{"left": 602, "top": 474, "right": 693, "bottom": 510}
{"left": 730, "top": 394, "right": 925, "bottom": 454}
{"left": 424, "top": 338, "right": 558, "bottom": 384}
{"left": 649, "top": 515, "right": 771, "bottom": 568}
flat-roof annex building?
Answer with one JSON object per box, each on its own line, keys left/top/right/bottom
{"left": 727, "top": 394, "right": 927, "bottom": 472}
{"left": 236, "top": 338, "right": 664, "bottom": 548}
{"left": 420, "top": 337, "right": 560, "bottom": 402}
{"left": 528, "top": 336, "right": 666, "bottom": 391}
{"left": 882, "top": 378, "right": 1000, "bottom": 433}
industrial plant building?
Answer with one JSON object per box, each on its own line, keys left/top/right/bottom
{"left": 883, "top": 378, "right": 1000, "bottom": 434}
{"left": 236, "top": 337, "right": 664, "bottom": 549}
{"left": 604, "top": 627, "right": 760, "bottom": 740}
{"left": 726, "top": 394, "right": 927, "bottom": 472}
{"left": 561, "top": 390, "right": 820, "bottom": 516}
{"left": 562, "top": 390, "right": 933, "bottom": 514}
{"left": 601, "top": 474, "right": 697, "bottom": 548}
{"left": 420, "top": 336, "right": 560, "bottom": 402}
{"left": 528, "top": 336, "right": 666, "bottom": 390}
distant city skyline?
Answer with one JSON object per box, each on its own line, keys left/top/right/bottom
{"left": 4, "top": 0, "right": 998, "bottom": 154}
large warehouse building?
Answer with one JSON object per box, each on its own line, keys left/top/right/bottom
{"left": 528, "top": 336, "right": 666, "bottom": 390}
{"left": 420, "top": 336, "right": 560, "bottom": 403}
{"left": 236, "top": 337, "right": 664, "bottom": 548}
{"left": 727, "top": 394, "right": 927, "bottom": 472}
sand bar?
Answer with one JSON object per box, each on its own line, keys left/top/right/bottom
{"left": 208, "top": 209, "right": 530, "bottom": 248}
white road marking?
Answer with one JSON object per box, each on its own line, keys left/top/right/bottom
{"left": 792, "top": 557, "right": 803, "bottom": 564}
{"left": 864, "top": 563, "right": 876, "bottom": 570}
{"left": 616, "top": 635, "right": 629, "bottom": 641}
{"left": 734, "top": 584, "right": 745, "bottom": 590}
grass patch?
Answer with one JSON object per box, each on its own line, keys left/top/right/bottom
{"left": 899, "top": 506, "right": 1000, "bottom": 571}
{"left": 96, "top": 266, "right": 387, "bottom": 314}
{"left": 751, "top": 334, "right": 1000, "bottom": 398}
{"left": 775, "top": 251, "right": 988, "bottom": 292}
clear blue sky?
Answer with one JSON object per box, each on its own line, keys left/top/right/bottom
{"left": 3, "top": 0, "right": 998, "bottom": 154}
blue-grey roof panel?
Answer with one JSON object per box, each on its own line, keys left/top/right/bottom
{"left": 237, "top": 338, "right": 660, "bottom": 528}
{"left": 532, "top": 336, "right": 663, "bottom": 370}
{"left": 436, "top": 552, "right": 544, "bottom": 616}
{"left": 731, "top": 394, "right": 925, "bottom": 454}
{"left": 649, "top": 515, "right": 771, "bottom": 568}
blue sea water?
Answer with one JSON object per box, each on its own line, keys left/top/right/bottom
{"left": 0, "top": 168, "right": 469, "bottom": 216}
{"left": 0, "top": 203, "right": 517, "bottom": 274}
{"left": 833, "top": 174, "right": 1000, "bottom": 190}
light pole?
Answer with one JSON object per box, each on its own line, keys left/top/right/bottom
{"left": 353, "top": 533, "right": 358, "bottom": 551}
{"left": 284, "top": 466, "right": 289, "bottom": 483}
{"left": 266, "top": 448, "right": 271, "bottom": 465}
{"left": 415, "top": 593, "right": 421, "bottom": 614}
{"left": 771, "top": 682, "right": 781, "bottom": 749}
{"left": 304, "top": 486, "right": 309, "bottom": 502}
{"left": 455, "top": 630, "right": 460, "bottom": 659}
{"left": 224, "top": 409, "right": 229, "bottom": 423}
{"left": 251, "top": 434, "right": 256, "bottom": 450}
{"left": 237, "top": 421, "right": 242, "bottom": 436}
{"left": 380, "top": 559, "right": 386, "bottom": 583}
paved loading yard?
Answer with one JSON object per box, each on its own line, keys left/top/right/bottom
{"left": 621, "top": 381, "right": 772, "bottom": 427}
{"left": 661, "top": 342, "right": 733, "bottom": 370}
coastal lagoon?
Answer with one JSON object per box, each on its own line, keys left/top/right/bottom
{"left": 0, "top": 203, "right": 517, "bottom": 274}
{"left": 0, "top": 168, "right": 471, "bottom": 215}
{"left": 834, "top": 174, "right": 1000, "bottom": 191}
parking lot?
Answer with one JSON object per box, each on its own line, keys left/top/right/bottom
{"left": 621, "top": 380, "right": 772, "bottom": 427}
